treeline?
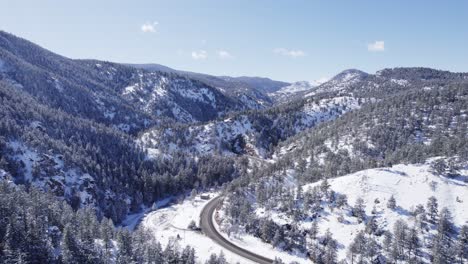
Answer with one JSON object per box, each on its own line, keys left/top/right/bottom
{"left": 0, "top": 180, "right": 200, "bottom": 264}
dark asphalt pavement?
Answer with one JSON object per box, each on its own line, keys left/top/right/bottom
{"left": 200, "top": 196, "right": 273, "bottom": 264}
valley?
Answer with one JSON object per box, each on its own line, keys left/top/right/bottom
{"left": 1, "top": 13, "right": 468, "bottom": 263}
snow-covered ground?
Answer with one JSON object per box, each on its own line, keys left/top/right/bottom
{"left": 298, "top": 161, "right": 468, "bottom": 260}
{"left": 215, "top": 210, "right": 311, "bottom": 263}
{"left": 270, "top": 81, "right": 316, "bottom": 96}
{"left": 140, "top": 192, "right": 257, "bottom": 263}
{"left": 216, "top": 160, "right": 467, "bottom": 262}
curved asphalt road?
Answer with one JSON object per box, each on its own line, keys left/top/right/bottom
{"left": 200, "top": 196, "right": 273, "bottom": 264}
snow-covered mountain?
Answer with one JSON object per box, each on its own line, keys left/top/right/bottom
{"left": 307, "top": 69, "right": 369, "bottom": 96}
{"left": 269, "top": 79, "right": 331, "bottom": 103}
{"left": 127, "top": 63, "right": 290, "bottom": 109}
{"left": 276, "top": 81, "right": 317, "bottom": 94}
{"left": 2, "top": 30, "right": 468, "bottom": 264}
{"left": 139, "top": 95, "right": 365, "bottom": 158}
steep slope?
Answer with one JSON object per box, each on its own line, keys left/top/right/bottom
{"left": 139, "top": 95, "right": 364, "bottom": 158}
{"left": 308, "top": 69, "right": 369, "bottom": 96}
{"left": 128, "top": 63, "right": 290, "bottom": 108}
{"left": 0, "top": 32, "right": 153, "bottom": 133}
{"left": 0, "top": 31, "right": 250, "bottom": 129}
{"left": 274, "top": 82, "right": 468, "bottom": 182}
{"left": 220, "top": 76, "right": 290, "bottom": 93}
{"left": 269, "top": 81, "right": 318, "bottom": 102}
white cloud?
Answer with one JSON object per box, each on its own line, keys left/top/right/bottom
{"left": 273, "top": 48, "right": 306, "bottom": 58}
{"left": 191, "top": 50, "right": 208, "bottom": 60}
{"left": 216, "top": 50, "right": 234, "bottom": 59}
{"left": 368, "top": 41, "right": 385, "bottom": 52}
{"left": 141, "top": 22, "right": 158, "bottom": 33}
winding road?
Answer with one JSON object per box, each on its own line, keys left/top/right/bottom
{"left": 200, "top": 196, "right": 273, "bottom": 264}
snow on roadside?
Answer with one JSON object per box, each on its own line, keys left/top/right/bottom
{"left": 140, "top": 192, "right": 256, "bottom": 263}
{"left": 214, "top": 208, "right": 310, "bottom": 263}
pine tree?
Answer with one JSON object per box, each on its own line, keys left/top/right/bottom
{"left": 206, "top": 253, "right": 218, "bottom": 264}
{"left": 348, "top": 231, "right": 366, "bottom": 264}
{"left": 272, "top": 229, "right": 284, "bottom": 248}
{"left": 61, "top": 224, "right": 84, "bottom": 264}
{"left": 145, "top": 240, "right": 164, "bottom": 264}
{"left": 335, "top": 193, "right": 348, "bottom": 209}
{"left": 382, "top": 231, "right": 393, "bottom": 257}
{"left": 115, "top": 229, "right": 133, "bottom": 264}
{"left": 392, "top": 219, "right": 408, "bottom": 262}
{"left": 323, "top": 237, "right": 338, "bottom": 264}
{"left": 190, "top": 188, "right": 197, "bottom": 200}
{"left": 260, "top": 220, "right": 275, "bottom": 242}
{"left": 352, "top": 197, "right": 366, "bottom": 222}
{"left": 296, "top": 184, "right": 303, "bottom": 201}
{"left": 100, "top": 218, "right": 114, "bottom": 262}
{"left": 309, "top": 221, "right": 319, "bottom": 241}
{"left": 3, "top": 221, "right": 25, "bottom": 264}
{"left": 217, "top": 251, "right": 227, "bottom": 264}
{"left": 387, "top": 195, "right": 396, "bottom": 210}
{"left": 364, "top": 237, "right": 380, "bottom": 263}
{"left": 180, "top": 245, "right": 196, "bottom": 264}
{"left": 163, "top": 242, "right": 179, "bottom": 264}
{"left": 309, "top": 240, "right": 322, "bottom": 264}
{"left": 407, "top": 226, "right": 420, "bottom": 262}
{"left": 431, "top": 208, "right": 455, "bottom": 263}
{"left": 272, "top": 257, "right": 285, "bottom": 264}
{"left": 365, "top": 216, "right": 378, "bottom": 235}
{"left": 320, "top": 178, "right": 331, "bottom": 196}
{"left": 427, "top": 196, "right": 439, "bottom": 223}
{"left": 455, "top": 225, "right": 468, "bottom": 264}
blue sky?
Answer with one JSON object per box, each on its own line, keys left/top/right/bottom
{"left": 1, "top": 0, "right": 467, "bottom": 82}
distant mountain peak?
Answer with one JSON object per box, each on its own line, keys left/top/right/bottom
{"left": 273, "top": 81, "right": 316, "bottom": 95}
{"left": 331, "top": 69, "right": 368, "bottom": 82}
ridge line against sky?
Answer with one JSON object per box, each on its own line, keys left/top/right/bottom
{"left": 1, "top": 0, "right": 467, "bottom": 82}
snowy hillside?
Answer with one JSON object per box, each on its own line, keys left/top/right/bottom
{"left": 271, "top": 81, "right": 315, "bottom": 95}
{"left": 307, "top": 69, "right": 368, "bottom": 96}
{"left": 139, "top": 96, "right": 364, "bottom": 158}
{"left": 101, "top": 66, "right": 245, "bottom": 123}
{"left": 7, "top": 140, "right": 98, "bottom": 207}
{"left": 220, "top": 158, "right": 468, "bottom": 263}
{"left": 302, "top": 160, "right": 468, "bottom": 260}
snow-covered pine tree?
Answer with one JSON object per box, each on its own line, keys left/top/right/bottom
{"left": 427, "top": 196, "right": 439, "bottom": 223}
{"left": 387, "top": 195, "right": 396, "bottom": 210}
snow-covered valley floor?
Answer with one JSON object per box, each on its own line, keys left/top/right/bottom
{"left": 140, "top": 192, "right": 258, "bottom": 263}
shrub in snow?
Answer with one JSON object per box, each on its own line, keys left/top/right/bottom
{"left": 188, "top": 220, "right": 197, "bottom": 230}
